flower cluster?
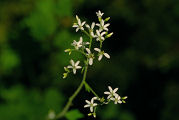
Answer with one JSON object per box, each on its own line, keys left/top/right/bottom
{"left": 63, "top": 10, "right": 112, "bottom": 78}
{"left": 61, "top": 10, "right": 127, "bottom": 119}
{"left": 84, "top": 86, "right": 127, "bottom": 118}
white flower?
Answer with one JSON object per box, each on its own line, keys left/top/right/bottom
{"left": 104, "top": 86, "right": 119, "bottom": 99}
{"left": 86, "top": 48, "right": 94, "bottom": 65}
{"left": 96, "top": 10, "right": 104, "bottom": 19}
{"left": 110, "top": 94, "right": 122, "bottom": 104}
{"left": 84, "top": 97, "right": 98, "bottom": 112}
{"left": 48, "top": 110, "right": 55, "bottom": 119}
{"left": 72, "top": 15, "right": 86, "bottom": 32}
{"left": 95, "top": 30, "right": 106, "bottom": 41}
{"left": 94, "top": 48, "right": 110, "bottom": 61}
{"left": 86, "top": 22, "right": 96, "bottom": 37}
{"left": 96, "top": 19, "right": 110, "bottom": 32}
{"left": 67, "top": 59, "right": 82, "bottom": 74}
{"left": 71, "top": 37, "right": 83, "bottom": 50}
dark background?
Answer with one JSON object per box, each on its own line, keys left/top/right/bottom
{"left": 0, "top": 0, "right": 179, "bottom": 120}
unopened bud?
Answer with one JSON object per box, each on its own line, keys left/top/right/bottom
{"left": 122, "top": 96, "right": 128, "bottom": 99}
{"left": 106, "top": 32, "right": 113, "bottom": 38}
{"left": 64, "top": 49, "right": 71, "bottom": 52}
{"left": 88, "top": 113, "right": 92, "bottom": 116}
{"left": 63, "top": 73, "right": 68, "bottom": 79}
{"left": 105, "top": 17, "right": 110, "bottom": 22}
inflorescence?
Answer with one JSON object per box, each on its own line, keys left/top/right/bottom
{"left": 61, "top": 10, "right": 127, "bottom": 118}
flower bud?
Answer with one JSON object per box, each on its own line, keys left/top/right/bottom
{"left": 106, "top": 32, "right": 113, "bottom": 38}
{"left": 63, "top": 73, "right": 68, "bottom": 79}
{"left": 105, "top": 17, "right": 110, "bottom": 22}
{"left": 122, "top": 96, "right": 128, "bottom": 99}
{"left": 88, "top": 113, "right": 92, "bottom": 116}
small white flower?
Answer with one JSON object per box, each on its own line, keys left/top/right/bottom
{"left": 72, "top": 15, "right": 86, "bottom": 32}
{"left": 71, "top": 37, "right": 83, "bottom": 50}
{"left": 104, "top": 86, "right": 119, "bottom": 99}
{"left": 96, "top": 19, "right": 110, "bottom": 32}
{"left": 84, "top": 97, "right": 98, "bottom": 112}
{"left": 94, "top": 48, "right": 110, "bottom": 61}
{"left": 67, "top": 59, "right": 82, "bottom": 74}
{"left": 86, "top": 48, "right": 94, "bottom": 65}
{"left": 96, "top": 10, "right": 104, "bottom": 19}
{"left": 48, "top": 110, "right": 56, "bottom": 119}
{"left": 95, "top": 30, "right": 106, "bottom": 41}
{"left": 110, "top": 94, "right": 122, "bottom": 104}
{"left": 86, "top": 22, "right": 96, "bottom": 37}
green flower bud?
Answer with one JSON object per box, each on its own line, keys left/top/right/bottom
{"left": 64, "top": 49, "right": 71, "bottom": 55}
{"left": 106, "top": 32, "right": 113, "bottom": 38}
{"left": 105, "top": 17, "right": 110, "bottom": 22}
{"left": 63, "top": 73, "right": 68, "bottom": 79}
{"left": 88, "top": 113, "right": 92, "bottom": 116}
{"left": 122, "top": 96, "right": 128, "bottom": 99}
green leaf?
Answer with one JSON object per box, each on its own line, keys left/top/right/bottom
{"left": 65, "top": 109, "right": 84, "bottom": 120}
{"left": 24, "top": 0, "right": 57, "bottom": 40}
{"left": 56, "top": 0, "right": 72, "bottom": 17}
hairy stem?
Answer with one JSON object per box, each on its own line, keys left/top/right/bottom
{"left": 56, "top": 65, "right": 88, "bottom": 119}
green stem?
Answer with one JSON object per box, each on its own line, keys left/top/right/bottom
{"left": 100, "top": 41, "right": 102, "bottom": 49}
{"left": 84, "top": 81, "right": 99, "bottom": 98}
{"left": 89, "top": 36, "right": 92, "bottom": 49}
{"left": 71, "top": 49, "right": 87, "bottom": 57}
{"left": 82, "top": 30, "right": 90, "bottom": 37}
{"left": 56, "top": 65, "right": 88, "bottom": 119}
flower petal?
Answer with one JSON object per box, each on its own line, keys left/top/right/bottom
{"left": 94, "top": 48, "right": 101, "bottom": 52}
{"left": 98, "top": 54, "right": 103, "bottom": 61}
{"left": 93, "top": 103, "right": 97, "bottom": 106}
{"left": 113, "top": 88, "right": 118, "bottom": 93}
{"left": 91, "top": 22, "right": 95, "bottom": 29}
{"left": 90, "top": 107, "right": 93, "bottom": 112}
{"left": 67, "top": 65, "right": 72, "bottom": 68}
{"left": 76, "top": 66, "right": 82, "bottom": 69}
{"left": 86, "top": 48, "right": 91, "bottom": 54}
{"left": 82, "top": 21, "right": 86, "bottom": 26}
{"left": 107, "top": 95, "right": 112, "bottom": 99}
{"left": 70, "top": 60, "right": 74, "bottom": 66}
{"left": 104, "top": 91, "right": 110, "bottom": 94}
{"left": 85, "top": 24, "right": 90, "bottom": 29}
{"left": 89, "top": 58, "right": 93, "bottom": 65}
{"left": 72, "top": 24, "right": 78, "bottom": 27}
{"left": 85, "top": 100, "right": 90, "bottom": 104}
{"left": 118, "top": 100, "right": 122, "bottom": 104}
{"left": 101, "top": 32, "right": 106, "bottom": 36}
{"left": 76, "top": 28, "right": 79, "bottom": 32}
{"left": 84, "top": 104, "right": 90, "bottom": 108}
{"left": 104, "top": 53, "right": 110, "bottom": 59}
{"left": 75, "top": 61, "right": 80, "bottom": 66}
{"left": 73, "top": 69, "right": 76, "bottom": 74}
{"left": 108, "top": 86, "right": 113, "bottom": 92}
{"left": 79, "top": 37, "right": 83, "bottom": 43}
{"left": 96, "top": 30, "right": 100, "bottom": 36}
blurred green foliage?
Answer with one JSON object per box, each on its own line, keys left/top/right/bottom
{"left": 0, "top": 0, "right": 179, "bottom": 120}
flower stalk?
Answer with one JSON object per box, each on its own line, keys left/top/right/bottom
{"left": 49, "top": 10, "right": 127, "bottom": 120}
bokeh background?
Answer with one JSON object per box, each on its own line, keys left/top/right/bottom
{"left": 0, "top": 0, "right": 179, "bottom": 120}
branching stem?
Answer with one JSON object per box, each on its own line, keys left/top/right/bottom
{"left": 56, "top": 65, "right": 88, "bottom": 119}
{"left": 56, "top": 30, "right": 97, "bottom": 119}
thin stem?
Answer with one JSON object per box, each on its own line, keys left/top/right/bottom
{"left": 71, "top": 49, "right": 87, "bottom": 57}
{"left": 100, "top": 41, "right": 102, "bottom": 49}
{"left": 56, "top": 65, "right": 88, "bottom": 119}
{"left": 84, "top": 81, "right": 99, "bottom": 98}
{"left": 82, "top": 30, "right": 90, "bottom": 37}
{"left": 89, "top": 36, "right": 92, "bottom": 49}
